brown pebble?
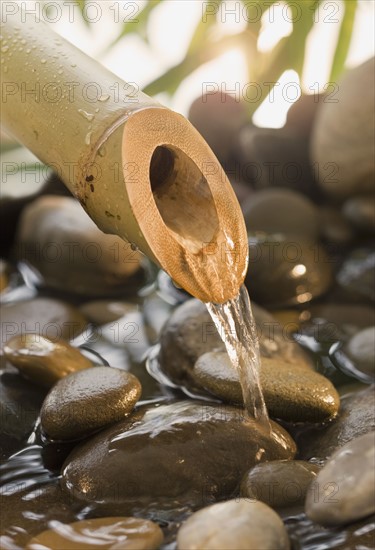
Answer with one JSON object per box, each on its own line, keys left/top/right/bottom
{"left": 26, "top": 516, "right": 164, "bottom": 549}
{"left": 4, "top": 334, "right": 92, "bottom": 387}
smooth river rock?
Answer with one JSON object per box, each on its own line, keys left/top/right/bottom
{"left": 344, "top": 327, "right": 375, "bottom": 379}
{"left": 343, "top": 195, "right": 375, "bottom": 233}
{"left": 311, "top": 58, "right": 375, "bottom": 198}
{"left": 1, "top": 297, "right": 87, "bottom": 349}
{"left": 15, "top": 196, "right": 144, "bottom": 296}
{"left": 298, "top": 386, "right": 375, "bottom": 460}
{"left": 41, "top": 367, "right": 141, "bottom": 440}
{"left": 0, "top": 371, "right": 46, "bottom": 460}
{"left": 3, "top": 334, "right": 92, "bottom": 387}
{"left": 188, "top": 92, "right": 248, "bottom": 164}
{"left": 241, "top": 460, "right": 319, "bottom": 509}
{"left": 61, "top": 401, "right": 296, "bottom": 511}
{"left": 305, "top": 432, "right": 375, "bottom": 526}
{"left": 241, "top": 189, "right": 319, "bottom": 241}
{"left": 158, "top": 299, "right": 313, "bottom": 392}
{"left": 193, "top": 353, "right": 339, "bottom": 422}
{"left": 26, "top": 517, "right": 164, "bottom": 550}
{"left": 336, "top": 248, "right": 375, "bottom": 302}
{"left": 177, "top": 499, "right": 290, "bottom": 550}
{"left": 79, "top": 300, "right": 139, "bottom": 325}
{"left": 246, "top": 234, "right": 333, "bottom": 308}
{"left": 238, "top": 126, "right": 317, "bottom": 199}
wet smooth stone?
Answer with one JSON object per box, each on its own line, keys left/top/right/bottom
{"left": 299, "top": 386, "right": 375, "bottom": 460}
{"left": 61, "top": 401, "right": 296, "bottom": 511}
{"left": 285, "top": 93, "right": 325, "bottom": 138}
{"left": 318, "top": 206, "right": 354, "bottom": 245}
{"left": 245, "top": 234, "right": 333, "bottom": 308}
{"left": 238, "top": 126, "right": 318, "bottom": 199}
{"left": 100, "top": 308, "right": 150, "bottom": 364}
{"left": 143, "top": 294, "right": 173, "bottom": 341}
{"left": 344, "top": 327, "right": 375, "bottom": 378}
{"left": 343, "top": 195, "right": 375, "bottom": 233}
{"left": 336, "top": 248, "right": 375, "bottom": 302}
{"left": 177, "top": 499, "right": 290, "bottom": 550}
{"left": 309, "top": 304, "right": 375, "bottom": 334}
{"left": 0, "top": 371, "right": 45, "bottom": 459}
{"left": 3, "top": 334, "right": 92, "bottom": 387}
{"left": 241, "top": 460, "right": 319, "bottom": 509}
{"left": 311, "top": 58, "right": 375, "bottom": 198}
{"left": 1, "top": 297, "right": 87, "bottom": 349}
{"left": 269, "top": 309, "right": 310, "bottom": 334}
{"left": 79, "top": 301, "right": 139, "bottom": 325}
{"left": 26, "top": 517, "right": 164, "bottom": 550}
{"left": 15, "top": 196, "right": 143, "bottom": 296}
{"left": 284, "top": 510, "right": 375, "bottom": 550}
{"left": 193, "top": 353, "right": 339, "bottom": 422}
{"left": 41, "top": 367, "right": 142, "bottom": 440}
{"left": 305, "top": 432, "right": 375, "bottom": 526}
{"left": 242, "top": 189, "right": 319, "bottom": 241}
{"left": 188, "top": 92, "right": 248, "bottom": 164}
{"left": 158, "top": 299, "right": 314, "bottom": 391}
{"left": 0, "top": 481, "right": 78, "bottom": 549}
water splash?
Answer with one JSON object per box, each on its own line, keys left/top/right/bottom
{"left": 206, "top": 284, "right": 270, "bottom": 430}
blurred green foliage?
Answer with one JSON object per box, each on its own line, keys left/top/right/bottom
{"left": 49, "top": 0, "right": 358, "bottom": 114}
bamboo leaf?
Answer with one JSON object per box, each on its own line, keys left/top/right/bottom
{"left": 104, "top": 0, "right": 162, "bottom": 53}
{"left": 76, "top": 0, "right": 91, "bottom": 28}
{"left": 246, "top": 0, "right": 321, "bottom": 116}
{"left": 330, "top": 0, "right": 357, "bottom": 82}
{"left": 187, "top": 0, "right": 224, "bottom": 55}
{"left": 143, "top": 31, "right": 248, "bottom": 96}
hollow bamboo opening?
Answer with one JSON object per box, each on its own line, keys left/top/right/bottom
{"left": 149, "top": 145, "right": 220, "bottom": 254}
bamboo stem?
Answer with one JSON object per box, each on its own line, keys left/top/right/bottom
{"left": 0, "top": 11, "right": 248, "bottom": 303}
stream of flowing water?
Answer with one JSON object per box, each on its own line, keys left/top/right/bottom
{"left": 206, "top": 284, "right": 270, "bottom": 430}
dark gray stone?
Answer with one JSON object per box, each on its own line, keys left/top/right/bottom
{"left": 343, "top": 195, "right": 375, "bottom": 233}
{"left": 61, "top": 401, "right": 296, "bottom": 512}
{"left": 344, "top": 327, "right": 375, "bottom": 378}
{"left": 0, "top": 371, "right": 46, "bottom": 460}
{"left": 305, "top": 433, "right": 375, "bottom": 526}
{"left": 1, "top": 297, "right": 87, "bottom": 349}
{"left": 241, "top": 460, "right": 319, "bottom": 508}
{"left": 245, "top": 234, "right": 333, "bottom": 308}
{"left": 298, "top": 386, "right": 375, "bottom": 460}
{"left": 242, "top": 189, "right": 319, "bottom": 241}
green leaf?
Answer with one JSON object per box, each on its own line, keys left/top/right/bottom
{"left": 246, "top": 0, "right": 322, "bottom": 116}
{"left": 330, "top": 0, "right": 357, "bottom": 82}
{"left": 143, "top": 31, "right": 248, "bottom": 97}
{"left": 187, "top": 0, "right": 224, "bottom": 55}
{"left": 104, "top": 0, "right": 162, "bottom": 53}
{"left": 76, "top": 0, "right": 91, "bottom": 28}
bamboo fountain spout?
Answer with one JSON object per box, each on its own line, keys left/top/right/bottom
{"left": 1, "top": 11, "right": 248, "bottom": 303}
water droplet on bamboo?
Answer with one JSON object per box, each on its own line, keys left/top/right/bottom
{"left": 78, "top": 109, "right": 95, "bottom": 121}
{"left": 98, "top": 94, "right": 110, "bottom": 102}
